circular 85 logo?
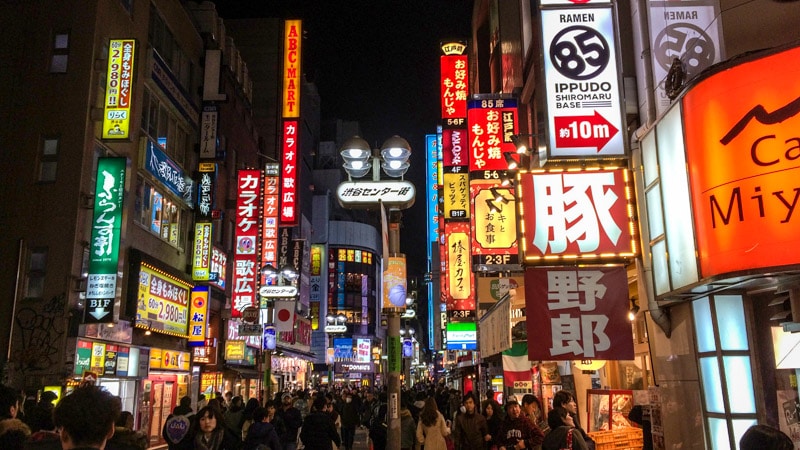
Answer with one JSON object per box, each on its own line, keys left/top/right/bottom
{"left": 549, "top": 25, "right": 610, "bottom": 80}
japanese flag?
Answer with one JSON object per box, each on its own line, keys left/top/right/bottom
{"left": 274, "top": 300, "right": 295, "bottom": 333}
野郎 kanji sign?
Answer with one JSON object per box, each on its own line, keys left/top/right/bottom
{"left": 525, "top": 266, "right": 633, "bottom": 361}
{"left": 518, "top": 168, "right": 637, "bottom": 262}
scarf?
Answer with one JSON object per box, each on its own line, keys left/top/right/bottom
{"left": 194, "top": 429, "right": 224, "bottom": 450}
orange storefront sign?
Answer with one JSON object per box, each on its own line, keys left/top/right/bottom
{"left": 683, "top": 45, "right": 800, "bottom": 277}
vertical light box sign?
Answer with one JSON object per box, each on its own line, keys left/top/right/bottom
{"left": 232, "top": 169, "right": 262, "bottom": 317}
{"left": 102, "top": 39, "right": 136, "bottom": 140}
{"left": 440, "top": 41, "right": 468, "bottom": 120}
{"left": 283, "top": 20, "right": 302, "bottom": 118}
{"left": 279, "top": 121, "right": 299, "bottom": 225}
{"left": 85, "top": 157, "right": 127, "bottom": 323}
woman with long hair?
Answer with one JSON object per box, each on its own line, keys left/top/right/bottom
{"left": 416, "top": 397, "right": 451, "bottom": 450}
{"left": 482, "top": 399, "right": 504, "bottom": 450}
{"left": 191, "top": 406, "right": 239, "bottom": 450}
{"left": 541, "top": 407, "right": 588, "bottom": 450}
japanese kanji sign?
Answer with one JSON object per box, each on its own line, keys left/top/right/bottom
{"left": 102, "top": 39, "right": 135, "bottom": 139}
{"left": 280, "top": 120, "right": 299, "bottom": 225}
{"left": 518, "top": 168, "right": 637, "bottom": 262}
{"left": 188, "top": 286, "right": 209, "bottom": 347}
{"left": 85, "top": 157, "right": 126, "bottom": 323}
{"left": 232, "top": 169, "right": 261, "bottom": 317}
{"left": 470, "top": 179, "right": 518, "bottom": 266}
{"left": 261, "top": 163, "right": 280, "bottom": 283}
{"left": 444, "top": 221, "right": 475, "bottom": 317}
{"left": 525, "top": 266, "right": 633, "bottom": 361}
{"left": 192, "top": 222, "right": 212, "bottom": 280}
{"left": 336, "top": 180, "right": 416, "bottom": 209}
{"left": 467, "top": 98, "right": 518, "bottom": 173}
{"left": 440, "top": 41, "right": 468, "bottom": 120}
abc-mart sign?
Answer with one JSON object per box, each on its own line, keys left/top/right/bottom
{"left": 541, "top": 6, "right": 625, "bottom": 160}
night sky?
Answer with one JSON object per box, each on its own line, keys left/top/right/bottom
{"left": 213, "top": 1, "right": 474, "bottom": 277}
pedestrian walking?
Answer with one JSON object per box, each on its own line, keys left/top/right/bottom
{"left": 541, "top": 407, "right": 588, "bottom": 450}
{"left": 416, "top": 397, "right": 451, "bottom": 450}
{"left": 300, "top": 397, "right": 341, "bottom": 450}
{"left": 453, "top": 392, "right": 490, "bottom": 450}
{"left": 496, "top": 397, "right": 544, "bottom": 450}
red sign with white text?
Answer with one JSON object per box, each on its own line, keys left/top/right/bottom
{"left": 467, "top": 99, "right": 519, "bottom": 172}
{"left": 525, "top": 266, "right": 633, "bottom": 361}
{"left": 518, "top": 169, "right": 636, "bottom": 262}
{"left": 440, "top": 54, "right": 468, "bottom": 119}
{"left": 232, "top": 170, "right": 261, "bottom": 317}
{"left": 280, "top": 120, "right": 299, "bottom": 225}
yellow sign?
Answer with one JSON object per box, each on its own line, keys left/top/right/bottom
{"left": 225, "top": 340, "right": 246, "bottom": 360}
{"left": 188, "top": 287, "right": 209, "bottom": 346}
{"left": 473, "top": 185, "right": 516, "bottom": 249}
{"left": 443, "top": 173, "right": 470, "bottom": 219}
{"left": 136, "top": 264, "right": 190, "bottom": 337}
{"left": 102, "top": 39, "right": 136, "bottom": 139}
{"left": 447, "top": 232, "right": 471, "bottom": 300}
{"left": 282, "top": 20, "right": 302, "bottom": 118}
{"left": 149, "top": 347, "right": 190, "bottom": 371}
{"left": 91, "top": 342, "right": 106, "bottom": 375}
{"left": 382, "top": 256, "right": 407, "bottom": 310}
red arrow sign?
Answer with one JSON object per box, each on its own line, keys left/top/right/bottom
{"left": 554, "top": 111, "right": 619, "bottom": 152}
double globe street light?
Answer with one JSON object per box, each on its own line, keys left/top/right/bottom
{"left": 259, "top": 263, "right": 298, "bottom": 401}
{"left": 336, "top": 135, "right": 414, "bottom": 450}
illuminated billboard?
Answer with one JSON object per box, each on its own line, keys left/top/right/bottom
{"left": 279, "top": 121, "right": 299, "bottom": 225}
{"left": 682, "top": 45, "right": 800, "bottom": 278}
{"left": 85, "top": 157, "right": 126, "bottom": 323}
{"left": 517, "top": 168, "right": 637, "bottom": 262}
{"left": 102, "top": 39, "right": 135, "bottom": 139}
{"left": 282, "top": 20, "right": 302, "bottom": 118}
{"left": 467, "top": 98, "right": 518, "bottom": 173}
{"left": 446, "top": 321, "right": 477, "bottom": 350}
{"left": 440, "top": 41, "right": 468, "bottom": 120}
{"left": 540, "top": 7, "right": 625, "bottom": 159}
{"left": 232, "top": 170, "right": 261, "bottom": 317}
{"left": 135, "top": 264, "right": 190, "bottom": 337}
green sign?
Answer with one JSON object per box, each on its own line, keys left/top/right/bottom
{"left": 85, "top": 157, "right": 127, "bottom": 323}
{"left": 388, "top": 336, "right": 401, "bottom": 373}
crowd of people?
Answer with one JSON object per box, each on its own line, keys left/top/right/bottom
{"left": 0, "top": 381, "right": 794, "bottom": 450}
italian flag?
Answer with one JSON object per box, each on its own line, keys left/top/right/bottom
{"left": 502, "top": 342, "right": 532, "bottom": 385}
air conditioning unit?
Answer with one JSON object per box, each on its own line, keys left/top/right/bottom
{"left": 79, "top": 192, "right": 94, "bottom": 209}
{"left": 73, "top": 277, "right": 87, "bottom": 292}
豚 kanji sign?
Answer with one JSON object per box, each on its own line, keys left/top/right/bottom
{"left": 517, "top": 168, "right": 637, "bottom": 262}
{"left": 525, "top": 266, "right": 633, "bottom": 361}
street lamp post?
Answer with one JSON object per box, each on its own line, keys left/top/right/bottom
{"left": 336, "top": 135, "right": 415, "bottom": 450}
{"left": 260, "top": 263, "right": 298, "bottom": 403}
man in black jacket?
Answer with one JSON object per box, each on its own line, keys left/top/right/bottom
{"left": 300, "top": 397, "right": 341, "bottom": 450}
{"left": 277, "top": 393, "right": 303, "bottom": 450}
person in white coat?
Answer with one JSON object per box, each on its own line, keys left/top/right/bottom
{"left": 417, "top": 398, "right": 451, "bottom": 450}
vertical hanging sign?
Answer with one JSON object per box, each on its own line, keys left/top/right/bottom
{"left": 85, "top": 157, "right": 127, "bottom": 323}
{"left": 188, "top": 286, "right": 209, "bottom": 347}
{"left": 282, "top": 20, "right": 302, "bottom": 118}
{"left": 261, "top": 163, "right": 280, "bottom": 282}
{"left": 440, "top": 41, "right": 468, "bottom": 120}
{"left": 102, "top": 39, "right": 136, "bottom": 139}
{"left": 279, "top": 120, "right": 299, "bottom": 225}
{"left": 232, "top": 169, "right": 261, "bottom": 317}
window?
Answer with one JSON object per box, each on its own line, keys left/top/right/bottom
{"left": 692, "top": 295, "right": 757, "bottom": 449}
{"left": 49, "top": 32, "right": 69, "bottom": 73}
{"left": 134, "top": 176, "right": 186, "bottom": 248}
{"left": 25, "top": 248, "right": 48, "bottom": 299}
{"left": 139, "top": 87, "right": 189, "bottom": 166}
{"left": 39, "top": 137, "right": 59, "bottom": 182}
